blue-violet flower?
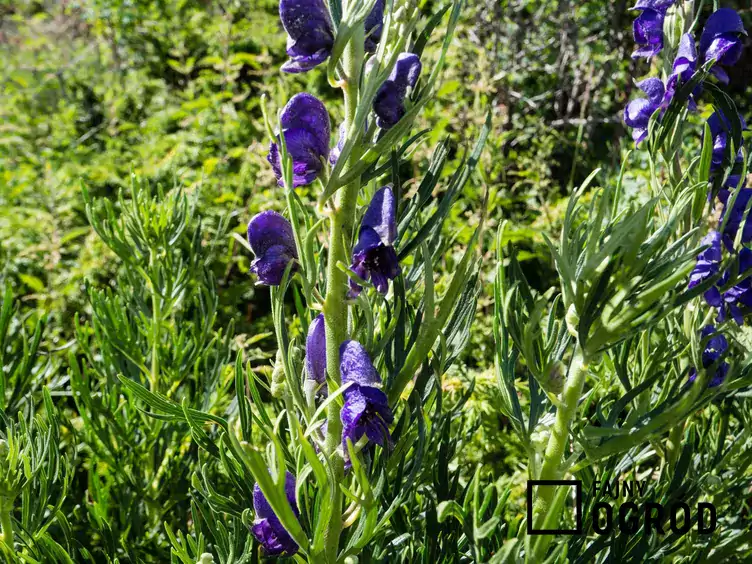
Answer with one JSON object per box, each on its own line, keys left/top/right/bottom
{"left": 350, "top": 186, "right": 400, "bottom": 296}
{"left": 624, "top": 77, "right": 665, "bottom": 145}
{"left": 251, "top": 471, "right": 300, "bottom": 556}
{"left": 688, "top": 325, "right": 729, "bottom": 387}
{"left": 268, "top": 93, "right": 331, "bottom": 187}
{"left": 631, "top": 1, "right": 674, "bottom": 59}
{"left": 279, "top": 0, "right": 334, "bottom": 73}
{"left": 373, "top": 53, "right": 422, "bottom": 129}
{"left": 340, "top": 340, "right": 394, "bottom": 448}
{"left": 248, "top": 211, "right": 298, "bottom": 286}
{"left": 665, "top": 33, "right": 700, "bottom": 109}
{"left": 700, "top": 8, "right": 746, "bottom": 84}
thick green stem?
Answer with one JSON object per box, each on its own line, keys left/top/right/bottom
{"left": 529, "top": 346, "right": 589, "bottom": 562}
{"left": 321, "top": 21, "right": 364, "bottom": 564}
{"left": 0, "top": 498, "right": 13, "bottom": 548}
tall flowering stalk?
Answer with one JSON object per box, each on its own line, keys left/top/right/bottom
{"left": 93, "top": 0, "right": 489, "bottom": 562}
{"left": 495, "top": 3, "right": 752, "bottom": 561}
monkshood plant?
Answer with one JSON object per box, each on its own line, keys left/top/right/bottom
{"left": 112, "top": 0, "right": 491, "bottom": 562}
{"left": 495, "top": 2, "right": 752, "bottom": 562}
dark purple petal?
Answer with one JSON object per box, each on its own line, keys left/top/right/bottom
{"left": 349, "top": 229, "right": 401, "bottom": 296}
{"left": 280, "top": 93, "right": 331, "bottom": 152}
{"left": 364, "top": 0, "right": 384, "bottom": 53}
{"left": 340, "top": 340, "right": 382, "bottom": 387}
{"left": 268, "top": 94, "right": 331, "bottom": 187}
{"left": 689, "top": 325, "right": 730, "bottom": 388}
{"left": 360, "top": 186, "right": 397, "bottom": 246}
{"left": 631, "top": 0, "right": 675, "bottom": 9}
{"left": 248, "top": 211, "right": 298, "bottom": 286}
{"left": 665, "top": 33, "right": 699, "bottom": 107}
{"left": 624, "top": 79, "right": 665, "bottom": 145}
{"left": 632, "top": 9, "right": 665, "bottom": 60}
{"left": 688, "top": 231, "right": 722, "bottom": 289}
{"left": 279, "top": 0, "right": 334, "bottom": 73}
{"left": 700, "top": 9, "right": 746, "bottom": 56}
{"left": 638, "top": 77, "right": 665, "bottom": 106}
{"left": 374, "top": 53, "right": 422, "bottom": 129}
{"left": 305, "top": 314, "right": 327, "bottom": 385}
{"left": 348, "top": 187, "right": 400, "bottom": 295}
{"left": 341, "top": 385, "right": 393, "bottom": 447}
{"left": 251, "top": 471, "right": 300, "bottom": 555}
{"left": 705, "top": 34, "right": 744, "bottom": 66}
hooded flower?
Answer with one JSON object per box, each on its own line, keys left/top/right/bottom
{"left": 268, "top": 93, "right": 331, "bottom": 187}
{"left": 373, "top": 53, "right": 422, "bottom": 129}
{"left": 364, "top": 0, "right": 385, "bottom": 53}
{"left": 349, "top": 186, "right": 401, "bottom": 296}
{"left": 664, "top": 33, "right": 700, "bottom": 109}
{"left": 708, "top": 110, "right": 747, "bottom": 189}
{"left": 251, "top": 471, "right": 300, "bottom": 556}
{"left": 305, "top": 314, "right": 327, "bottom": 387}
{"left": 340, "top": 340, "right": 394, "bottom": 448}
{"left": 624, "top": 77, "right": 665, "bottom": 145}
{"left": 688, "top": 326, "right": 730, "bottom": 387}
{"left": 631, "top": 1, "right": 673, "bottom": 59}
{"left": 700, "top": 8, "right": 747, "bottom": 84}
{"left": 248, "top": 211, "right": 298, "bottom": 285}
{"left": 279, "top": 0, "right": 334, "bottom": 73}
{"left": 689, "top": 230, "right": 723, "bottom": 305}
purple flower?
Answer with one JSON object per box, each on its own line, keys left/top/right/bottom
{"left": 364, "top": 0, "right": 385, "bottom": 53}
{"left": 339, "top": 340, "right": 394, "bottom": 447}
{"left": 700, "top": 8, "right": 746, "bottom": 84}
{"left": 268, "top": 93, "right": 331, "bottom": 187}
{"left": 251, "top": 471, "right": 300, "bottom": 556}
{"left": 689, "top": 231, "right": 723, "bottom": 306}
{"left": 373, "top": 53, "right": 422, "bottom": 129}
{"left": 632, "top": 5, "right": 667, "bottom": 60}
{"left": 717, "top": 247, "right": 752, "bottom": 324}
{"left": 688, "top": 326, "right": 729, "bottom": 387}
{"left": 665, "top": 33, "right": 700, "bottom": 110}
{"left": 349, "top": 186, "right": 401, "bottom": 296}
{"left": 707, "top": 110, "right": 747, "bottom": 189}
{"left": 305, "top": 314, "right": 327, "bottom": 387}
{"left": 623, "top": 78, "right": 665, "bottom": 145}
{"left": 248, "top": 211, "right": 298, "bottom": 286}
{"left": 279, "top": 0, "right": 334, "bottom": 73}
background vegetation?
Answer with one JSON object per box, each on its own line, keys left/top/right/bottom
{"left": 1, "top": 0, "right": 751, "bottom": 561}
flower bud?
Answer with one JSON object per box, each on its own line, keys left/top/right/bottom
{"left": 271, "top": 349, "right": 286, "bottom": 398}
{"left": 565, "top": 304, "right": 580, "bottom": 338}
{"left": 543, "top": 361, "right": 565, "bottom": 395}
{"left": 196, "top": 554, "right": 214, "bottom": 564}
{"left": 662, "top": 4, "right": 685, "bottom": 53}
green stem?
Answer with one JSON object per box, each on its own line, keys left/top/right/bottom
{"left": 321, "top": 20, "right": 364, "bottom": 564}
{"left": 0, "top": 497, "right": 13, "bottom": 548}
{"left": 529, "top": 346, "right": 589, "bottom": 562}
{"left": 150, "top": 259, "right": 161, "bottom": 393}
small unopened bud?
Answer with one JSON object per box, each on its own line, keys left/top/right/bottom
{"left": 196, "top": 554, "right": 214, "bottom": 564}
{"left": 271, "top": 349, "right": 286, "bottom": 398}
{"left": 543, "top": 361, "right": 565, "bottom": 395}
{"left": 565, "top": 304, "right": 580, "bottom": 338}
{"left": 663, "top": 4, "right": 685, "bottom": 53}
